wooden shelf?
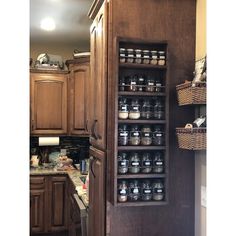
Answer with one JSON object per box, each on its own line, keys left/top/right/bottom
{"left": 118, "top": 119, "right": 166, "bottom": 124}
{"left": 117, "top": 174, "right": 165, "bottom": 179}
{"left": 118, "top": 146, "right": 166, "bottom": 151}
{"left": 118, "top": 91, "right": 165, "bottom": 97}
{"left": 119, "top": 62, "right": 167, "bottom": 70}
{"left": 116, "top": 201, "right": 168, "bottom": 207}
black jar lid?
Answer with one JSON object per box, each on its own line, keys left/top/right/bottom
{"left": 118, "top": 152, "right": 128, "bottom": 159}
{"left": 118, "top": 124, "right": 129, "bottom": 131}
{"left": 153, "top": 125, "right": 163, "bottom": 131}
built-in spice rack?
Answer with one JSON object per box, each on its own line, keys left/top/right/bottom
{"left": 114, "top": 38, "right": 169, "bottom": 206}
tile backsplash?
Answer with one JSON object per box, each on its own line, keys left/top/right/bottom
{"left": 30, "top": 136, "right": 89, "bottom": 164}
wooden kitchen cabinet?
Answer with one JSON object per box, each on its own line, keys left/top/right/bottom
{"left": 66, "top": 57, "right": 91, "bottom": 136}
{"left": 30, "top": 70, "right": 68, "bottom": 135}
{"left": 88, "top": 147, "right": 105, "bottom": 236}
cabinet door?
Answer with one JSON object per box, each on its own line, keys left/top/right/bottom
{"left": 88, "top": 147, "right": 106, "bottom": 236}
{"left": 69, "top": 63, "right": 90, "bottom": 135}
{"left": 90, "top": 1, "right": 108, "bottom": 150}
{"left": 48, "top": 176, "right": 68, "bottom": 232}
{"left": 30, "top": 72, "right": 68, "bottom": 135}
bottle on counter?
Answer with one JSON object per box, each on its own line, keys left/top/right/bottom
{"left": 117, "top": 180, "right": 128, "bottom": 202}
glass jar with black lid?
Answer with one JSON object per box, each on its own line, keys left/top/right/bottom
{"left": 142, "top": 50, "right": 150, "bottom": 64}
{"left": 152, "top": 179, "right": 164, "bottom": 201}
{"left": 119, "top": 48, "right": 126, "bottom": 63}
{"left": 153, "top": 99, "right": 165, "bottom": 120}
{"left": 118, "top": 97, "right": 129, "bottom": 120}
{"left": 145, "top": 77, "right": 155, "bottom": 92}
{"left": 153, "top": 152, "right": 164, "bottom": 173}
{"left": 137, "top": 75, "right": 145, "bottom": 91}
{"left": 141, "top": 125, "right": 152, "bottom": 146}
{"left": 152, "top": 125, "right": 165, "bottom": 146}
{"left": 119, "top": 76, "right": 126, "bottom": 91}
{"left": 150, "top": 50, "right": 158, "bottom": 65}
{"left": 158, "top": 51, "right": 166, "bottom": 66}
{"left": 127, "top": 75, "right": 138, "bottom": 92}
{"left": 155, "top": 77, "right": 162, "bottom": 93}
{"left": 118, "top": 152, "right": 129, "bottom": 174}
{"left": 128, "top": 180, "right": 140, "bottom": 201}
{"left": 128, "top": 98, "right": 141, "bottom": 119}
{"left": 117, "top": 180, "right": 128, "bottom": 202}
{"left": 141, "top": 98, "right": 153, "bottom": 120}
{"left": 141, "top": 152, "right": 152, "bottom": 173}
{"left": 141, "top": 180, "right": 153, "bottom": 201}
{"left": 129, "top": 125, "right": 141, "bottom": 146}
{"left": 134, "top": 49, "right": 142, "bottom": 64}
{"left": 129, "top": 152, "right": 141, "bottom": 174}
{"left": 118, "top": 124, "right": 129, "bottom": 146}
{"left": 127, "top": 48, "right": 134, "bottom": 63}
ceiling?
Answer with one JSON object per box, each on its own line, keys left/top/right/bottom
{"left": 30, "top": 0, "right": 93, "bottom": 45}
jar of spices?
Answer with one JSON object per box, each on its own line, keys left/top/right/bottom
{"left": 142, "top": 50, "right": 150, "bottom": 64}
{"left": 119, "top": 48, "right": 126, "bottom": 63}
{"left": 129, "top": 152, "right": 141, "bottom": 174}
{"left": 141, "top": 99, "right": 153, "bottom": 120}
{"left": 153, "top": 152, "right": 164, "bottom": 173}
{"left": 118, "top": 124, "right": 129, "bottom": 146}
{"left": 155, "top": 77, "right": 162, "bottom": 93}
{"left": 134, "top": 49, "right": 142, "bottom": 64}
{"left": 158, "top": 51, "right": 166, "bottom": 66}
{"left": 119, "top": 76, "right": 126, "bottom": 91}
{"left": 137, "top": 75, "right": 145, "bottom": 91}
{"left": 152, "top": 125, "right": 165, "bottom": 146}
{"left": 141, "top": 125, "right": 152, "bottom": 146}
{"left": 117, "top": 180, "right": 128, "bottom": 202}
{"left": 127, "top": 75, "right": 138, "bottom": 92}
{"left": 141, "top": 180, "right": 153, "bottom": 201}
{"left": 152, "top": 180, "right": 164, "bottom": 201}
{"left": 129, "top": 125, "right": 141, "bottom": 146}
{"left": 150, "top": 50, "right": 158, "bottom": 65}
{"left": 145, "top": 77, "right": 155, "bottom": 92}
{"left": 129, "top": 99, "right": 141, "bottom": 119}
{"left": 153, "top": 99, "right": 165, "bottom": 120}
{"left": 127, "top": 48, "right": 134, "bottom": 63}
{"left": 141, "top": 152, "right": 152, "bottom": 173}
{"left": 118, "top": 152, "right": 129, "bottom": 174}
{"left": 118, "top": 98, "right": 129, "bottom": 120}
{"left": 128, "top": 180, "right": 140, "bottom": 201}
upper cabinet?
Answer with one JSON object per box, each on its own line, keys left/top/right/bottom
{"left": 66, "top": 57, "right": 91, "bottom": 136}
{"left": 30, "top": 70, "right": 68, "bottom": 135}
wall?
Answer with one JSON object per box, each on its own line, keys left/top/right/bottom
{"left": 195, "top": 0, "right": 206, "bottom": 236}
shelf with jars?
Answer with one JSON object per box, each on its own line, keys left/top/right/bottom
{"left": 113, "top": 38, "right": 169, "bottom": 206}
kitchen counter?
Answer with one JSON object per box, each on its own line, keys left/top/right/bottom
{"left": 30, "top": 167, "right": 89, "bottom": 207}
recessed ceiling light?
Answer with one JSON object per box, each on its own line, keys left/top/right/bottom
{"left": 40, "top": 17, "right": 56, "bottom": 31}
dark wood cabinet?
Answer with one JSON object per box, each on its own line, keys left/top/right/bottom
{"left": 88, "top": 147, "right": 105, "bottom": 236}
{"left": 66, "top": 57, "right": 90, "bottom": 136}
{"left": 30, "top": 70, "right": 68, "bottom": 135}
{"left": 89, "top": 2, "right": 108, "bottom": 151}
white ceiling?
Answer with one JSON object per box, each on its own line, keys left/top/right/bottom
{"left": 30, "top": 0, "right": 93, "bottom": 45}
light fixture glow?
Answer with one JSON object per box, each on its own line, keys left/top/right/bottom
{"left": 40, "top": 17, "right": 56, "bottom": 31}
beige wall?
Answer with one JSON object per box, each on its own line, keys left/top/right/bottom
{"left": 195, "top": 0, "right": 206, "bottom": 236}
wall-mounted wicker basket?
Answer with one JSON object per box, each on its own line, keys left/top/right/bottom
{"left": 176, "top": 81, "right": 206, "bottom": 106}
{"left": 176, "top": 127, "right": 206, "bottom": 150}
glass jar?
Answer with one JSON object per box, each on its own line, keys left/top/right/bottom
{"left": 141, "top": 180, "right": 153, "bottom": 201}
{"left": 141, "top": 152, "right": 152, "bottom": 173}
{"left": 141, "top": 125, "right": 152, "bottom": 146}
{"left": 153, "top": 152, "right": 164, "bottom": 173}
{"left": 118, "top": 124, "right": 129, "bottom": 146}
{"left": 129, "top": 125, "right": 141, "bottom": 146}
{"left": 155, "top": 78, "right": 162, "bottom": 93}
{"left": 142, "top": 50, "right": 150, "bottom": 64}
{"left": 127, "top": 48, "right": 134, "bottom": 63}
{"left": 119, "top": 76, "right": 126, "bottom": 91}
{"left": 117, "top": 180, "right": 128, "bottom": 202}
{"left": 127, "top": 75, "right": 138, "bottom": 92}
{"left": 145, "top": 78, "right": 155, "bottom": 92}
{"left": 119, "top": 48, "right": 126, "bottom": 63}
{"left": 118, "top": 98, "right": 129, "bottom": 120}
{"left": 137, "top": 75, "right": 145, "bottom": 92}
{"left": 135, "top": 49, "right": 142, "bottom": 64}
{"left": 129, "top": 152, "right": 141, "bottom": 174}
{"left": 129, "top": 99, "right": 141, "bottom": 119}
{"left": 152, "top": 180, "right": 164, "bottom": 201}
{"left": 152, "top": 125, "right": 165, "bottom": 146}
{"left": 153, "top": 99, "right": 165, "bottom": 120}
{"left": 150, "top": 50, "right": 158, "bottom": 65}
{"left": 141, "top": 99, "right": 153, "bottom": 120}
{"left": 118, "top": 152, "right": 129, "bottom": 174}
{"left": 128, "top": 180, "right": 140, "bottom": 201}
{"left": 158, "top": 51, "right": 166, "bottom": 66}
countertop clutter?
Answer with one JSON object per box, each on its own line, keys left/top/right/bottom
{"left": 30, "top": 168, "right": 89, "bottom": 207}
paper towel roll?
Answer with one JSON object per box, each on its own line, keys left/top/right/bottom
{"left": 39, "top": 137, "right": 60, "bottom": 146}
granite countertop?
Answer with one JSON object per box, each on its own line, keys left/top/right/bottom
{"left": 30, "top": 167, "right": 89, "bottom": 207}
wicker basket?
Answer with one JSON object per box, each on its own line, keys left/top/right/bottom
{"left": 176, "top": 127, "right": 206, "bottom": 150}
{"left": 176, "top": 81, "right": 206, "bottom": 105}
